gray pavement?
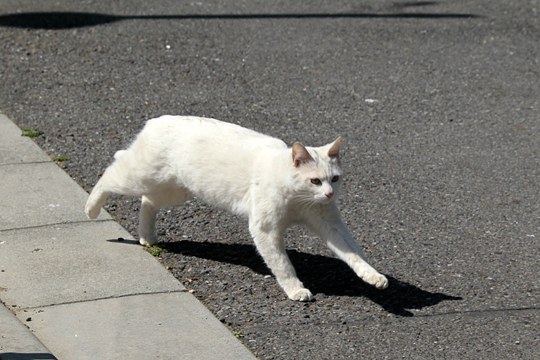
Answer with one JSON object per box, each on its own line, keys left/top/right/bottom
{"left": 0, "top": 114, "right": 255, "bottom": 359}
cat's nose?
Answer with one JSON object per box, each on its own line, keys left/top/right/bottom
{"left": 325, "top": 191, "right": 334, "bottom": 199}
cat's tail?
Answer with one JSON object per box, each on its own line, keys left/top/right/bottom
{"left": 85, "top": 150, "right": 127, "bottom": 219}
{"left": 85, "top": 145, "right": 150, "bottom": 219}
{"left": 113, "top": 149, "right": 126, "bottom": 160}
{"left": 85, "top": 176, "right": 110, "bottom": 219}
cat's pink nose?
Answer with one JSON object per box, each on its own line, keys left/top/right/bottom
{"left": 325, "top": 192, "right": 334, "bottom": 199}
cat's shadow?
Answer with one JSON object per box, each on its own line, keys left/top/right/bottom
{"left": 160, "top": 240, "right": 462, "bottom": 317}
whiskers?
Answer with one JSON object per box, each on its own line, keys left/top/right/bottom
{"left": 291, "top": 191, "right": 328, "bottom": 212}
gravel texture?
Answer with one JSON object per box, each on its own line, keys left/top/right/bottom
{"left": 1, "top": 1, "right": 538, "bottom": 359}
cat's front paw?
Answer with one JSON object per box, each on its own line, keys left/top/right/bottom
{"left": 288, "top": 288, "right": 314, "bottom": 302}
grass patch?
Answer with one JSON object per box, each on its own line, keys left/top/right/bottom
{"left": 146, "top": 245, "right": 167, "bottom": 257}
{"left": 233, "top": 331, "right": 245, "bottom": 339}
{"left": 21, "top": 128, "right": 43, "bottom": 138}
{"left": 53, "top": 155, "right": 71, "bottom": 162}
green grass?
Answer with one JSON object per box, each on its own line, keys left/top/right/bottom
{"left": 21, "top": 128, "right": 43, "bottom": 138}
{"left": 233, "top": 331, "right": 245, "bottom": 339}
{"left": 146, "top": 245, "right": 167, "bottom": 257}
{"left": 53, "top": 155, "right": 71, "bottom": 162}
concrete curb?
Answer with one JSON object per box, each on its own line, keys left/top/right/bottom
{"left": 0, "top": 114, "right": 256, "bottom": 360}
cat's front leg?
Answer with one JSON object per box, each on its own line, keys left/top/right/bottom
{"left": 332, "top": 230, "right": 388, "bottom": 289}
{"left": 249, "top": 221, "right": 314, "bottom": 301}
{"left": 307, "top": 206, "right": 388, "bottom": 290}
{"left": 329, "top": 230, "right": 388, "bottom": 289}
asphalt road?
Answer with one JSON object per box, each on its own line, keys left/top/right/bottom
{"left": 1, "top": 1, "right": 538, "bottom": 359}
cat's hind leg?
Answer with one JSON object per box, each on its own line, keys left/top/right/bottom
{"left": 139, "top": 195, "right": 158, "bottom": 246}
{"left": 138, "top": 187, "right": 192, "bottom": 246}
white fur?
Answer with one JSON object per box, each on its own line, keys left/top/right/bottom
{"left": 85, "top": 116, "right": 388, "bottom": 301}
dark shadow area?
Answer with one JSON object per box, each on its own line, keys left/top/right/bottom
{"left": 393, "top": 1, "right": 438, "bottom": 8}
{"left": 106, "top": 237, "right": 140, "bottom": 246}
{"left": 0, "top": 353, "right": 58, "bottom": 360}
{"left": 0, "top": 11, "right": 480, "bottom": 30}
{"left": 161, "top": 240, "right": 462, "bottom": 317}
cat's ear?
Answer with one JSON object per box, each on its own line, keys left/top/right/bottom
{"left": 292, "top": 142, "right": 314, "bottom": 167}
{"left": 327, "top": 137, "right": 342, "bottom": 159}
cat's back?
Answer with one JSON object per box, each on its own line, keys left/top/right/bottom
{"left": 145, "top": 115, "right": 286, "bottom": 150}
{"left": 137, "top": 116, "right": 288, "bottom": 215}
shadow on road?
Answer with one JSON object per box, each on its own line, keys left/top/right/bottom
{"left": 162, "top": 240, "right": 462, "bottom": 317}
{"left": 0, "top": 353, "right": 57, "bottom": 360}
{"left": 0, "top": 10, "right": 480, "bottom": 30}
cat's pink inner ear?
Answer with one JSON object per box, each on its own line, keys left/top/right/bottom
{"left": 328, "top": 137, "right": 342, "bottom": 159}
{"left": 292, "top": 142, "right": 313, "bottom": 167}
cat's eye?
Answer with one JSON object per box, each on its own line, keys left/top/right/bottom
{"left": 310, "top": 178, "right": 322, "bottom": 186}
{"left": 331, "top": 176, "right": 340, "bottom": 183}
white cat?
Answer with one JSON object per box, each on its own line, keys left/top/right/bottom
{"left": 85, "top": 116, "right": 388, "bottom": 301}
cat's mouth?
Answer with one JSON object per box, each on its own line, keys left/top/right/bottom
{"left": 315, "top": 195, "right": 335, "bottom": 205}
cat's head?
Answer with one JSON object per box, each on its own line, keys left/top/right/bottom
{"left": 291, "top": 137, "right": 343, "bottom": 205}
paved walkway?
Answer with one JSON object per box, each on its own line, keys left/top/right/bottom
{"left": 0, "top": 113, "right": 255, "bottom": 359}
